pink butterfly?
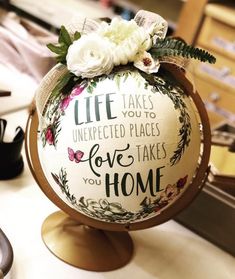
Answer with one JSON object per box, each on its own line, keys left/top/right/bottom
{"left": 68, "top": 147, "right": 84, "bottom": 163}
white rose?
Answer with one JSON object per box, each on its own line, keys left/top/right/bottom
{"left": 134, "top": 51, "right": 160, "bottom": 74}
{"left": 66, "top": 34, "right": 114, "bottom": 78}
{"left": 98, "top": 18, "right": 152, "bottom": 66}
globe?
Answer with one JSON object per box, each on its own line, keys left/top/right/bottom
{"left": 26, "top": 63, "right": 211, "bottom": 271}
{"left": 35, "top": 64, "right": 207, "bottom": 226}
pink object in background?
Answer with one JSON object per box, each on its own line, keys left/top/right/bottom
{"left": 100, "top": 0, "right": 112, "bottom": 8}
{"left": 0, "top": 11, "right": 57, "bottom": 82}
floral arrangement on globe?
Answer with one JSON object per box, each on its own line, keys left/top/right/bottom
{"left": 36, "top": 11, "right": 215, "bottom": 224}
{"left": 47, "top": 11, "right": 215, "bottom": 87}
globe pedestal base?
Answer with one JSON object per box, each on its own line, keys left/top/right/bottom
{"left": 41, "top": 211, "right": 134, "bottom": 271}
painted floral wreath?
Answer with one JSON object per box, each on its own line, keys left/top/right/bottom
{"left": 47, "top": 11, "right": 216, "bottom": 80}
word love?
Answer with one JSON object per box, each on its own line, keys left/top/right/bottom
{"left": 81, "top": 143, "right": 134, "bottom": 177}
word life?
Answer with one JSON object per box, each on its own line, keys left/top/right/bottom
{"left": 74, "top": 93, "right": 117, "bottom": 125}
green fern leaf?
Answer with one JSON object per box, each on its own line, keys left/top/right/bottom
{"left": 150, "top": 38, "right": 216, "bottom": 64}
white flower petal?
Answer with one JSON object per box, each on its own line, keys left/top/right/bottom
{"left": 134, "top": 51, "right": 160, "bottom": 74}
{"left": 66, "top": 33, "right": 114, "bottom": 78}
{"left": 97, "top": 17, "right": 151, "bottom": 67}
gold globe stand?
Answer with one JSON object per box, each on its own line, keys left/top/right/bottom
{"left": 41, "top": 211, "right": 133, "bottom": 271}
{"left": 25, "top": 65, "right": 211, "bottom": 271}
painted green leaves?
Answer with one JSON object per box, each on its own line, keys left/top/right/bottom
{"left": 140, "top": 69, "right": 192, "bottom": 166}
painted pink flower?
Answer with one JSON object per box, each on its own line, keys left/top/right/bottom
{"left": 164, "top": 184, "right": 179, "bottom": 200}
{"left": 60, "top": 86, "right": 85, "bottom": 112}
{"left": 71, "top": 85, "right": 85, "bottom": 97}
{"left": 45, "top": 127, "right": 54, "bottom": 145}
{"left": 60, "top": 96, "right": 72, "bottom": 111}
{"left": 177, "top": 175, "right": 188, "bottom": 189}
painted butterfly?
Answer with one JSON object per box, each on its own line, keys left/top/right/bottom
{"left": 68, "top": 147, "right": 84, "bottom": 163}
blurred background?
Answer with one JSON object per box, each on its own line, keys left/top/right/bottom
{"left": 0, "top": 0, "right": 184, "bottom": 31}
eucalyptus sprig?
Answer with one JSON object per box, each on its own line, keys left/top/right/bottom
{"left": 47, "top": 26, "right": 81, "bottom": 64}
{"left": 150, "top": 37, "right": 216, "bottom": 64}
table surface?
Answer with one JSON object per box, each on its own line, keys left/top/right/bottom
{"left": 0, "top": 109, "right": 235, "bottom": 279}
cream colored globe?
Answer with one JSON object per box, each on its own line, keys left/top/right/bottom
{"left": 37, "top": 67, "right": 201, "bottom": 224}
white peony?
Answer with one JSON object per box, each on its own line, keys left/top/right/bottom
{"left": 134, "top": 51, "right": 160, "bottom": 74}
{"left": 66, "top": 33, "right": 114, "bottom": 78}
{"left": 98, "top": 18, "right": 152, "bottom": 66}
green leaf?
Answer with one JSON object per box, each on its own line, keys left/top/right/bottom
{"left": 47, "top": 42, "right": 69, "bottom": 64}
{"left": 48, "top": 26, "right": 80, "bottom": 65}
{"left": 47, "top": 43, "right": 66, "bottom": 55}
{"left": 74, "top": 31, "right": 81, "bottom": 41}
{"left": 87, "top": 85, "right": 93, "bottom": 94}
{"left": 59, "top": 25, "right": 72, "bottom": 46}
{"left": 55, "top": 56, "right": 65, "bottom": 64}
{"left": 51, "top": 72, "right": 74, "bottom": 98}
{"left": 115, "top": 74, "right": 121, "bottom": 89}
{"left": 150, "top": 38, "right": 216, "bottom": 64}
{"left": 124, "top": 72, "right": 129, "bottom": 82}
{"left": 91, "top": 81, "right": 97, "bottom": 87}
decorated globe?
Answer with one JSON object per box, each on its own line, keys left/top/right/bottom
{"left": 34, "top": 11, "right": 215, "bottom": 229}
{"left": 37, "top": 65, "right": 200, "bottom": 224}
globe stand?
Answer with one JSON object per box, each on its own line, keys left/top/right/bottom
{"left": 41, "top": 211, "right": 133, "bottom": 271}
